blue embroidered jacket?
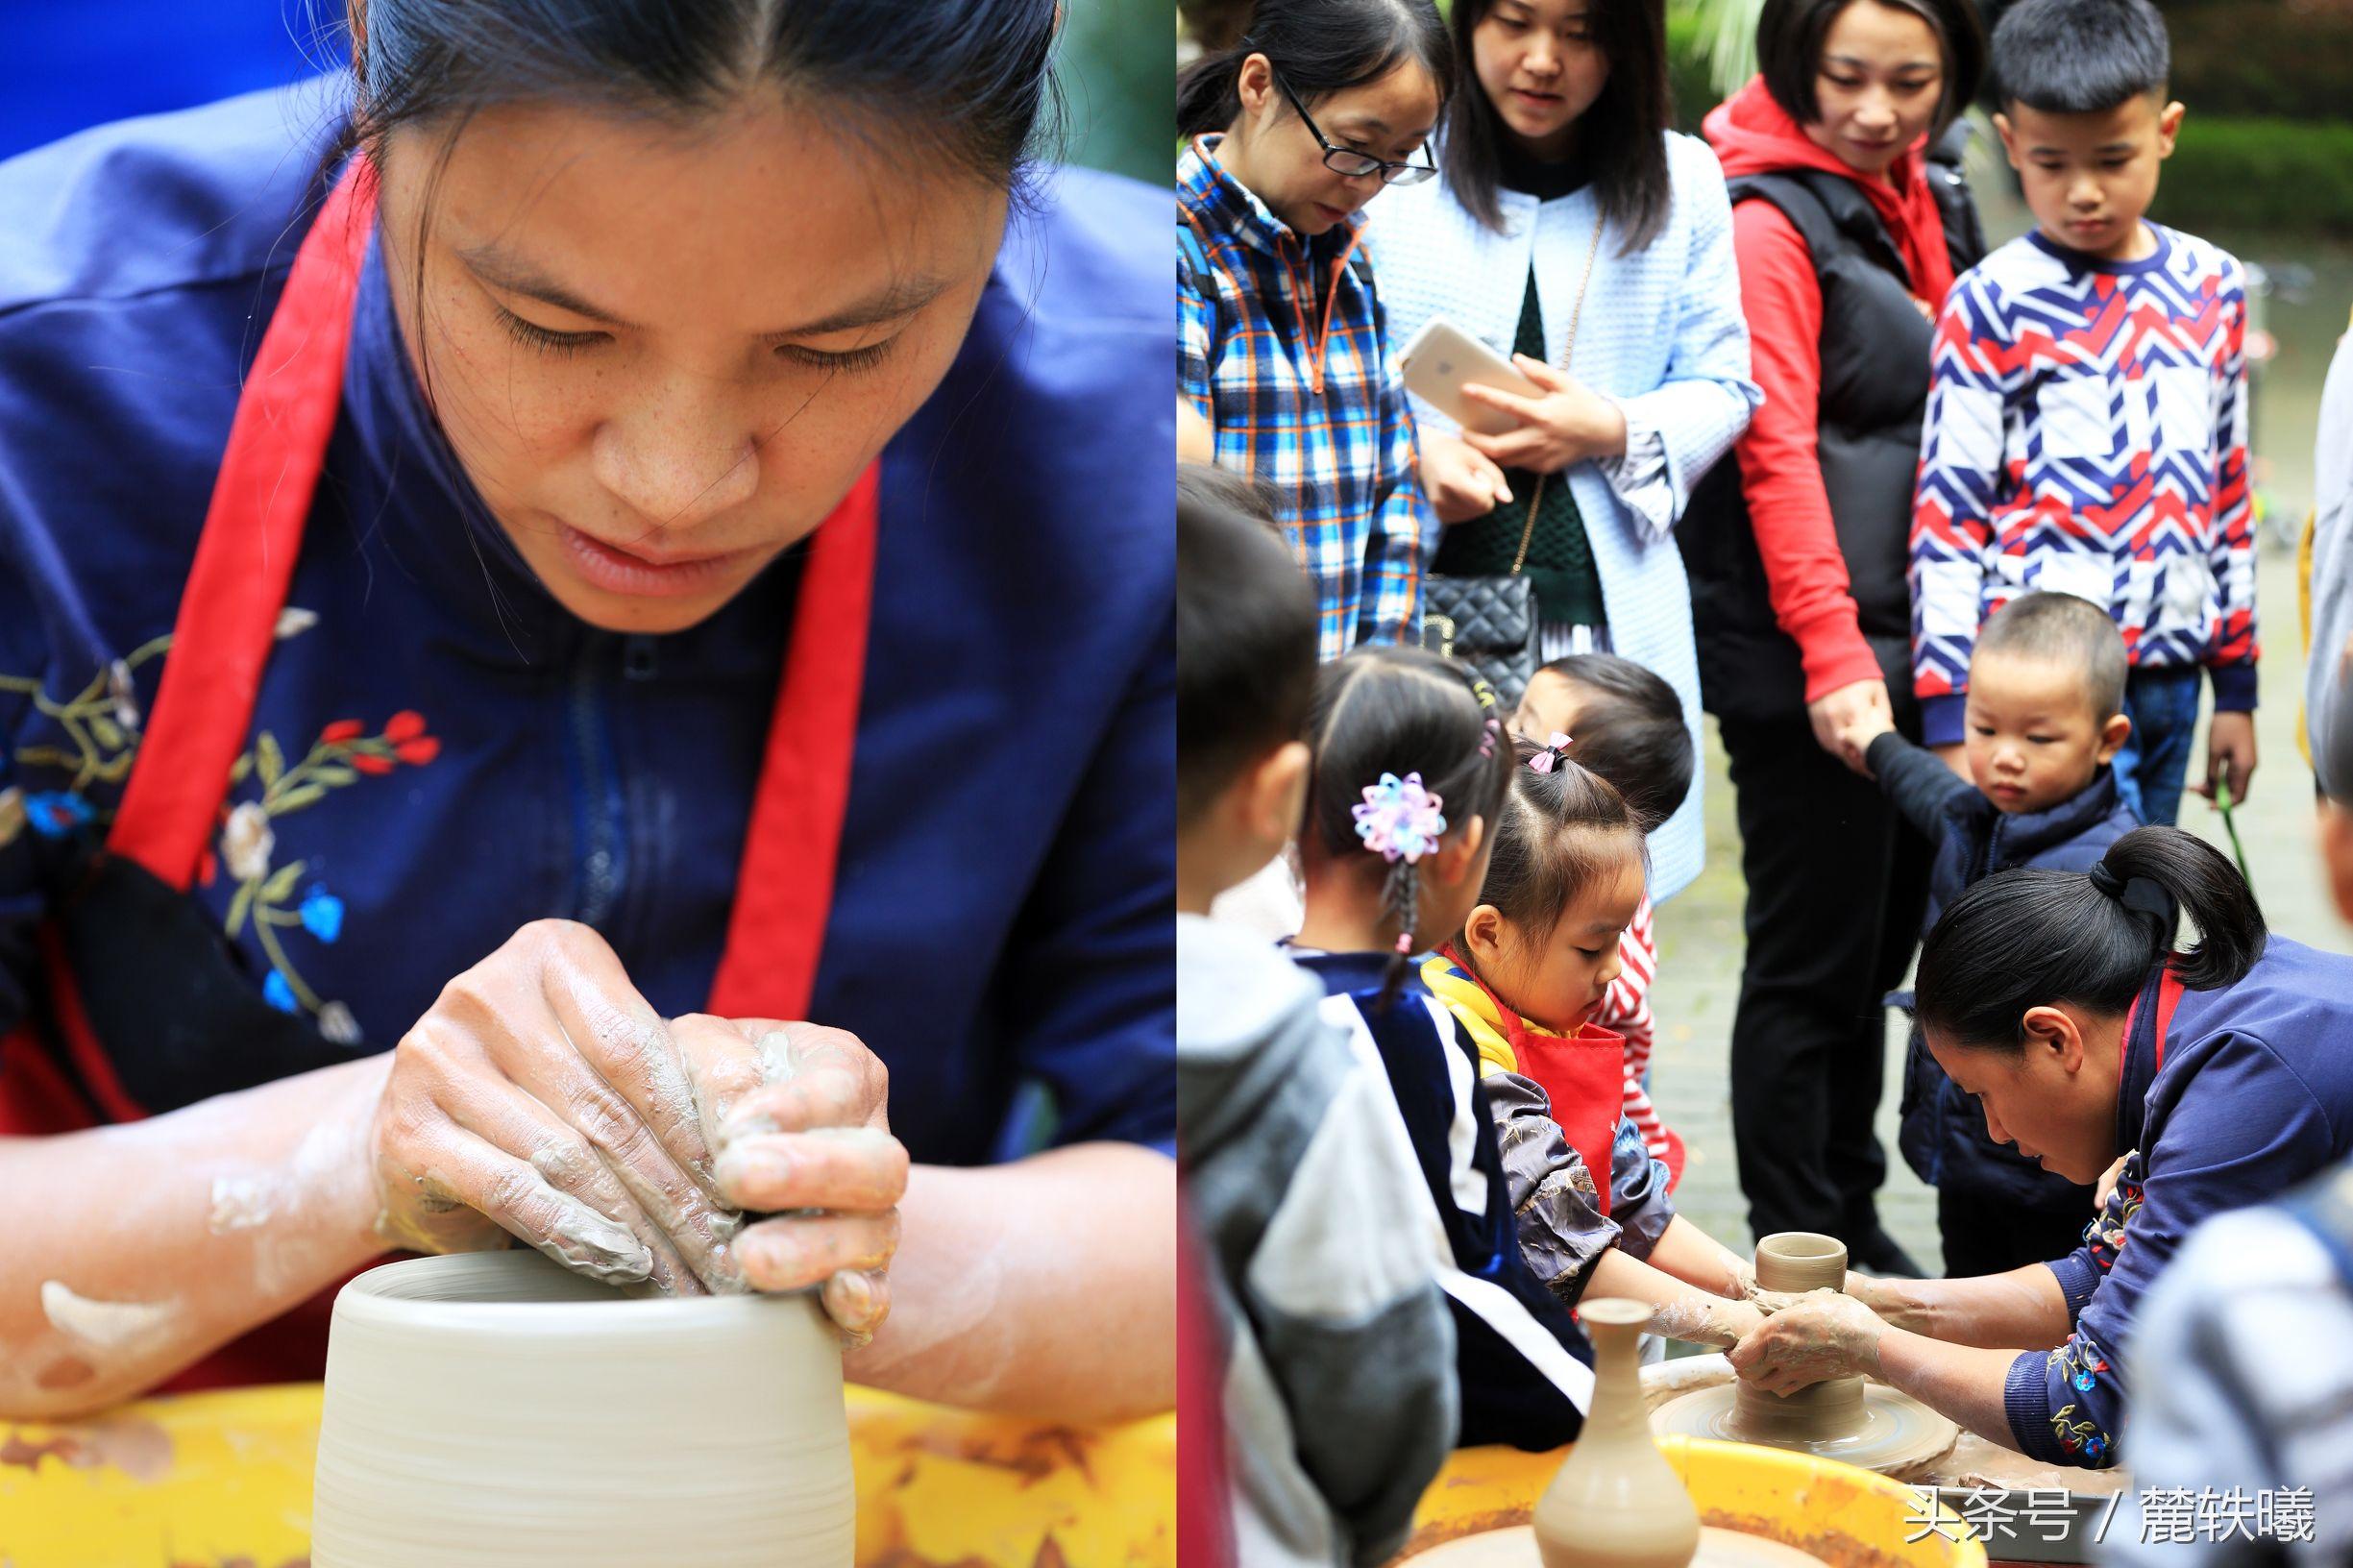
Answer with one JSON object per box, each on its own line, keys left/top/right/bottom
{"left": 2006, "top": 937, "right": 2353, "bottom": 1467}
{"left": 0, "top": 80, "right": 1175, "bottom": 1164}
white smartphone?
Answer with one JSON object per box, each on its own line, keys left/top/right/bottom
{"left": 1397, "top": 317, "right": 1543, "bottom": 437}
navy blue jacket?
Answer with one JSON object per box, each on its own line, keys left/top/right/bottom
{"left": 1291, "top": 950, "right": 1591, "bottom": 1453}
{"left": 0, "top": 81, "right": 1174, "bottom": 1163}
{"left": 2008, "top": 938, "right": 2353, "bottom": 1467}
{"left": 1870, "top": 732, "right": 2140, "bottom": 1206}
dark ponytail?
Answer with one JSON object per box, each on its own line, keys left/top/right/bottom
{"left": 1303, "top": 647, "right": 1513, "bottom": 1008}
{"left": 1916, "top": 826, "right": 2267, "bottom": 1052}
{"left": 1176, "top": 0, "right": 1455, "bottom": 140}
{"left": 1475, "top": 735, "right": 1646, "bottom": 946}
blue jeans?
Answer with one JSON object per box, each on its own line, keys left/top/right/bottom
{"left": 2113, "top": 664, "right": 2205, "bottom": 827}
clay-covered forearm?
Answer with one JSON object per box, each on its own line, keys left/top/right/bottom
{"left": 1639, "top": 1215, "right": 1744, "bottom": 1299}
{"left": 1855, "top": 1263, "right": 2072, "bottom": 1349}
{"left": 0, "top": 1054, "right": 388, "bottom": 1420}
{"left": 1588, "top": 1248, "right": 1756, "bottom": 1349}
{"left": 844, "top": 1140, "right": 1173, "bottom": 1424}
{"left": 1872, "top": 1328, "right": 2024, "bottom": 1452}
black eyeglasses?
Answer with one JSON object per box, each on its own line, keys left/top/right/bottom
{"left": 1271, "top": 70, "right": 1437, "bottom": 186}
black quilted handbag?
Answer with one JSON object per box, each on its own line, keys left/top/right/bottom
{"left": 1413, "top": 219, "right": 1603, "bottom": 714}
{"left": 1421, "top": 572, "right": 1540, "bottom": 708}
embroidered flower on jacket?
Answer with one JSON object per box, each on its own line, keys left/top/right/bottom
{"left": 223, "top": 801, "right": 276, "bottom": 882}
{"left": 21, "top": 790, "right": 95, "bottom": 839}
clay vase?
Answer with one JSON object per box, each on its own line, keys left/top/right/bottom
{"left": 309, "top": 1251, "right": 854, "bottom": 1567}
{"left": 1532, "top": 1297, "right": 1701, "bottom": 1568}
{"left": 1730, "top": 1233, "right": 1866, "bottom": 1444}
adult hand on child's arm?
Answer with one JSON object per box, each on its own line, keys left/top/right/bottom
{"left": 2197, "top": 711, "right": 2259, "bottom": 804}
{"left": 1729, "top": 1290, "right": 1886, "bottom": 1392}
{"left": 1419, "top": 429, "right": 1514, "bottom": 524}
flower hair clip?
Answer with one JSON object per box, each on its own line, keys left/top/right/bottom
{"left": 1353, "top": 772, "right": 1448, "bottom": 865}
{"left": 1527, "top": 732, "right": 1574, "bottom": 774}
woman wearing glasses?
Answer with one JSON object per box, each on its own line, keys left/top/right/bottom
{"left": 1177, "top": 0, "right": 1453, "bottom": 661}
{"left": 1369, "top": 0, "right": 1759, "bottom": 908}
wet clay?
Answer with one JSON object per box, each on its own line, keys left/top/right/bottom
{"left": 1532, "top": 1298, "right": 1700, "bottom": 1568}
{"left": 309, "top": 1251, "right": 853, "bottom": 1567}
{"left": 1651, "top": 1236, "right": 1956, "bottom": 1478}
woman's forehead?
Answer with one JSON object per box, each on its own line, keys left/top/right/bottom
{"left": 384, "top": 100, "right": 1007, "bottom": 333}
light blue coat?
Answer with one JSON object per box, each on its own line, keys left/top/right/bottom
{"left": 1368, "top": 132, "right": 1759, "bottom": 905}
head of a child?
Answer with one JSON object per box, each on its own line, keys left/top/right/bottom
{"left": 1458, "top": 737, "right": 1648, "bottom": 1031}
{"left": 1511, "top": 654, "right": 1695, "bottom": 835}
{"left": 1963, "top": 591, "right": 2130, "bottom": 816}
{"left": 1990, "top": 0, "right": 2182, "bottom": 263}
{"left": 1175, "top": 0, "right": 1452, "bottom": 238}
{"left": 1300, "top": 647, "right": 1516, "bottom": 998}
{"left": 1177, "top": 465, "right": 1318, "bottom": 913}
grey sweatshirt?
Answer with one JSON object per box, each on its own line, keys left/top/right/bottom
{"left": 1178, "top": 914, "right": 1458, "bottom": 1568}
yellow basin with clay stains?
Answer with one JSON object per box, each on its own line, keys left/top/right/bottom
{"left": 1397, "top": 1435, "right": 1990, "bottom": 1568}
{"left": 0, "top": 1384, "right": 1174, "bottom": 1567}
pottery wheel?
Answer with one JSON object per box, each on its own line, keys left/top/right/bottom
{"left": 1408, "top": 1525, "right": 1830, "bottom": 1567}
{"left": 1649, "top": 1382, "right": 1957, "bottom": 1478}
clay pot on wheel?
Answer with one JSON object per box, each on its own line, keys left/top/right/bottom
{"left": 310, "top": 1250, "right": 854, "bottom": 1567}
{"left": 1533, "top": 1297, "right": 1700, "bottom": 1568}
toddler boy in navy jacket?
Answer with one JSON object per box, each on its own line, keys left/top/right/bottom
{"left": 1841, "top": 592, "right": 2141, "bottom": 1274}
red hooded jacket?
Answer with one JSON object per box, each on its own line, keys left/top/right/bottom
{"left": 1702, "top": 78, "right": 1959, "bottom": 706}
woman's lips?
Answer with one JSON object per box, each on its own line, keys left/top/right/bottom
{"left": 558, "top": 524, "right": 748, "bottom": 600}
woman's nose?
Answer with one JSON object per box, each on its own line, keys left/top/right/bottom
{"left": 591, "top": 380, "right": 761, "bottom": 530}
{"left": 1524, "top": 37, "right": 1558, "bottom": 74}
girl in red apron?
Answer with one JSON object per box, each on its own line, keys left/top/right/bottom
{"left": 0, "top": 1, "right": 1174, "bottom": 1424}
{"left": 1287, "top": 646, "right": 1593, "bottom": 1450}
{"left": 1423, "top": 732, "right": 1762, "bottom": 1350}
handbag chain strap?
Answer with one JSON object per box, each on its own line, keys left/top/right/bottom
{"left": 1509, "top": 214, "right": 1606, "bottom": 576}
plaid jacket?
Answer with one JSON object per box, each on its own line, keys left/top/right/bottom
{"left": 1179, "top": 137, "right": 1436, "bottom": 661}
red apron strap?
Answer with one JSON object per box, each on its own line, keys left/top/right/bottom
{"left": 108, "top": 163, "right": 379, "bottom": 890}
{"left": 706, "top": 463, "right": 880, "bottom": 1021}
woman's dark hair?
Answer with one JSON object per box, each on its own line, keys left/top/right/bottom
{"left": 1538, "top": 653, "right": 1693, "bottom": 834}
{"left": 1303, "top": 647, "right": 1513, "bottom": 1006}
{"left": 330, "top": 0, "right": 1062, "bottom": 190}
{"left": 1475, "top": 735, "right": 1648, "bottom": 949}
{"left": 1439, "top": 0, "right": 1674, "bottom": 250}
{"left": 1756, "top": 0, "right": 1986, "bottom": 137}
{"left": 1177, "top": 465, "right": 1318, "bottom": 829}
{"left": 1176, "top": 0, "right": 1454, "bottom": 140}
{"left": 1915, "top": 826, "right": 2267, "bottom": 1054}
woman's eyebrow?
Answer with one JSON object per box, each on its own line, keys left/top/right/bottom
{"left": 455, "top": 240, "right": 950, "bottom": 337}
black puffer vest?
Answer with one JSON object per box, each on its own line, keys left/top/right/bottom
{"left": 1679, "top": 123, "right": 1985, "bottom": 723}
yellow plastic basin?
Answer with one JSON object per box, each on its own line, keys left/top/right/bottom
{"left": 0, "top": 1383, "right": 1173, "bottom": 1567}
{"left": 1398, "top": 1435, "right": 1989, "bottom": 1568}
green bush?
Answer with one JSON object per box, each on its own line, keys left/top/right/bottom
{"left": 2154, "top": 117, "right": 2353, "bottom": 239}
{"left": 1666, "top": 7, "right": 1724, "bottom": 135}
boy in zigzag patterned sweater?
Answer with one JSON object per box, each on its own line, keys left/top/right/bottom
{"left": 1908, "top": 0, "right": 2256, "bottom": 830}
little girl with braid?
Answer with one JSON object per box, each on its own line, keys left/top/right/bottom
{"left": 1424, "top": 736, "right": 1765, "bottom": 1351}
{"left": 1287, "top": 647, "right": 1594, "bottom": 1452}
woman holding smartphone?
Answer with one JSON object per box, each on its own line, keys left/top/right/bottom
{"left": 1369, "top": 0, "right": 1757, "bottom": 905}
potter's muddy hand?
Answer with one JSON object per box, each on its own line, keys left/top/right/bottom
{"left": 1727, "top": 1291, "right": 1887, "bottom": 1395}
{"left": 368, "top": 920, "right": 750, "bottom": 1297}
{"left": 679, "top": 1016, "right": 908, "bottom": 1346}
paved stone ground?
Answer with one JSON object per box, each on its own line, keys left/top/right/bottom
{"left": 1648, "top": 494, "right": 2349, "bottom": 1279}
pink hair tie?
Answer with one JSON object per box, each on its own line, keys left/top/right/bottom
{"left": 1395, "top": 933, "right": 1414, "bottom": 955}
{"left": 1528, "top": 731, "right": 1573, "bottom": 774}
